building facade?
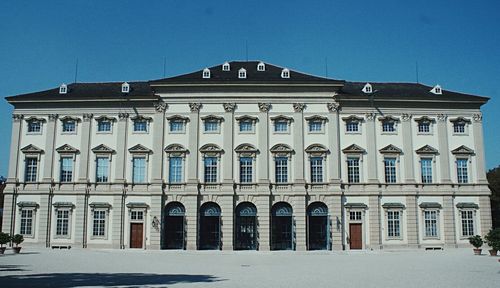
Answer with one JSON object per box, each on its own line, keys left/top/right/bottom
{"left": 2, "top": 61, "right": 491, "bottom": 251}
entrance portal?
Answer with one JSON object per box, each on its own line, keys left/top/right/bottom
{"left": 235, "top": 202, "right": 257, "bottom": 250}
{"left": 271, "top": 202, "right": 293, "bottom": 250}
{"left": 307, "top": 202, "right": 329, "bottom": 250}
{"left": 163, "top": 202, "right": 185, "bottom": 249}
{"left": 199, "top": 202, "right": 221, "bottom": 250}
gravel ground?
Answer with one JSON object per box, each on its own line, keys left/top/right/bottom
{"left": 0, "top": 248, "right": 499, "bottom": 288}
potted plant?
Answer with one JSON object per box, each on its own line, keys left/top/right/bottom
{"left": 484, "top": 228, "right": 500, "bottom": 256}
{"left": 0, "top": 232, "right": 11, "bottom": 254}
{"left": 12, "top": 234, "right": 24, "bottom": 254}
{"left": 469, "top": 235, "right": 483, "bottom": 255}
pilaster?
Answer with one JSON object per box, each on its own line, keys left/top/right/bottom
{"left": 368, "top": 195, "right": 381, "bottom": 249}
{"left": 329, "top": 195, "right": 343, "bottom": 250}
{"left": 365, "top": 113, "right": 379, "bottom": 183}
{"left": 293, "top": 103, "right": 306, "bottom": 184}
{"left": 114, "top": 113, "right": 129, "bottom": 183}
{"left": 256, "top": 196, "right": 270, "bottom": 251}
{"left": 149, "top": 194, "right": 162, "bottom": 249}
{"left": 437, "top": 114, "right": 452, "bottom": 183}
{"left": 222, "top": 103, "right": 236, "bottom": 185}
{"left": 401, "top": 114, "right": 415, "bottom": 183}
{"left": 327, "top": 102, "right": 341, "bottom": 182}
{"left": 405, "top": 195, "right": 419, "bottom": 247}
{"left": 187, "top": 103, "right": 201, "bottom": 185}
{"left": 220, "top": 195, "right": 234, "bottom": 250}
{"left": 478, "top": 196, "right": 492, "bottom": 236}
{"left": 151, "top": 101, "right": 167, "bottom": 183}
{"left": 472, "top": 113, "right": 487, "bottom": 183}
{"left": 74, "top": 194, "right": 86, "bottom": 247}
{"left": 42, "top": 114, "right": 58, "bottom": 182}
{"left": 8, "top": 114, "right": 23, "bottom": 181}
{"left": 257, "top": 103, "right": 271, "bottom": 184}
{"left": 78, "top": 114, "right": 93, "bottom": 182}
{"left": 293, "top": 195, "right": 306, "bottom": 251}
{"left": 443, "top": 195, "right": 457, "bottom": 247}
{"left": 184, "top": 195, "right": 199, "bottom": 250}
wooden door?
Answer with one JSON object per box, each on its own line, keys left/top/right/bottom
{"left": 349, "top": 223, "right": 362, "bottom": 249}
{"left": 130, "top": 223, "right": 143, "bottom": 248}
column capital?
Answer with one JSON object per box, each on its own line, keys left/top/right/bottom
{"left": 223, "top": 103, "right": 237, "bottom": 112}
{"left": 401, "top": 113, "right": 412, "bottom": 122}
{"left": 258, "top": 102, "right": 271, "bottom": 112}
{"left": 293, "top": 103, "right": 306, "bottom": 112}
{"left": 473, "top": 113, "right": 482, "bottom": 122}
{"left": 327, "top": 101, "right": 340, "bottom": 112}
{"left": 153, "top": 101, "right": 168, "bottom": 113}
{"left": 365, "top": 113, "right": 376, "bottom": 121}
{"left": 48, "top": 114, "right": 59, "bottom": 121}
{"left": 12, "top": 114, "right": 24, "bottom": 122}
{"left": 437, "top": 113, "right": 447, "bottom": 122}
{"left": 82, "top": 113, "right": 93, "bottom": 122}
{"left": 189, "top": 103, "right": 202, "bottom": 112}
{"left": 118, "top": 112, "right": 129, "bottom": 121}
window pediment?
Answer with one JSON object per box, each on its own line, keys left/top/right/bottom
{"left": 126, "top": 202, "right": 150, "bottom": 209}
{"left": 451, "top": 145, "right": 474, "bottom": 155}
{"left": 449, "top": 117, "right": 471, "bottom": 124}
{"left": 235, "top": 115, "right": 258, "bottom": 122}
{"left": 89, "top": 202, "right": 112, "bottom": 210}
{"left": 128, "top": 144, "right": 152, "bottom": 154}
{"left": 415, "top": 145, "right": 438, "bottom": 154}
{"left": 25, "top": 116, "right": 46, "bottom": 123}
{"left": 342, "top": 144, "right": 365, "bottom": 154}
{"left": 167, "top": 115, "right": 190, "bottom": 122}
{"left": 199, "top": 143, "right": 223, "bottom": 154}
{"left": 414, "top": 116, "right": 435, "bottom": 123}
{"left": 130, "top": 115, "right": 152, "bottom": 121}
{"left": 342, "top": 115, "right": 363, "bottom": 122}
{"left": 378, "top": 115, "right": 400, "bottom": 122}
{"left": 379, "top": 144, "right": 402, "bottom": 154}
{"left": 21, "top": 144, "right": 44, "bottom": 154}
{"left": 456, "top": 202, "right": 479, "bottom": 209}
{"left": 164, "top": 144, "right": 188, "bottom": 154}
{"left": 92, "top": 144, "right": 115, "bottom": 154}
{"left": 344, "top": 203, "right": 368, "bottom": 210}
{"left": 305, "top": 144, "right": 329, "bottom": 155}
{"left": 270, "top": 144, "right": 294, "bottom": 154}
{"left": 305, "top": 115, "right": 328, "bottom": 122}
{"left": 17, "top": 201, "right": 40, "bottom": 209}
{"left": 59, "top": 116, "right": 81, "bottom": 122}
{"left": 235, "top": 143, "right": 259, "bottom": 156}
{"left": 95, "top": 115, "right": 116, "bottom": 122}
{"left": 419, "top": 202, "right": 442, "bottom": 209}
{"left": 56, "top": 144, "right": 79, "bottom": 154}
{"left": 382, "top": 203, "right": 405, "bottom": 209}
{"left": 53, "top": 202, "right": 75, "bottom": 209}
{"left": 201, "top": 115, "right": 224, "bottom": 122}
{"left": 270, "top": 115, "right": 293, "bottom": 122}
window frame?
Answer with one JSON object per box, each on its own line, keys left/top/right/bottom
{"left": 27, "top": 119, "right": 43, "bottom": 135}
{"left": 423, "top": 209, "right": 440, "bottom": 239}
{"left": 275, "top": 156, "right": 289, "bottom": 183}
{"left": 383, "top": 157, "right": 398, "bottom": 184}
{"left": 96, "top": 118, "right": 113, "bottom": 134}
{"left": 456, "top": 157, "right": 470, "bottom": 184}
{"left": 24, "top": 156, "right": 39, "bottom": 183}
{"left": 386, "top": 209, "right": 403, "bottom": 240}
{"left": 19, "top": 208, "right": 36, "bottom": 238}
{"left": 59, "top": 155, "right": 75, "bottom": 183}
{"left": 132, "top": 119, "right": 149, "bottom": 133}
{"left": 95, "top": 155, "right": 111, "bottom": 183}
{"left": 203, "top": 156, "right": 219, "bottom": 183}
{"left": 419, "top": 157, "right": 434, "bottom": 184}
{"left": 168, "top": 156, "right": 184, "bottom": 184}
{"left": 54, "top": 207, "right": 72, "bottom": 239}
{"left": 132, "top": 156, "right": 147, "bottom": 184}
{"left": 91, "top": 209, "right": 108, "bottom": 239}
{"left": 346, "top": 156, "right": 361, "bottom": 183}
{"left": 61, "top": 119, "right": 77, "bottom": 134}
{"left": 310, "top": 156, "right": 324, "bottom": 183}
{"left": 239, "top": 156, "right": 254, "bottom": 183}
{"left": 459, "top": 209, "right": 475, "bottom": 238}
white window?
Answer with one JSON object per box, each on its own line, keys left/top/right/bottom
{"left": 456, "top": 158, "right": 468, "bottom": 183}
{"left": 257, "top": 62, "right": 265, "bottom": 71}
{"left": 132, "top": 157, "right": 146, "bottom": 183}
{"left": 347, "top": 157, "right": 360, "bottom": 183}
{"left": 418, "top": 122, "right": 431, "bottom": 133}
{"left": 92, "top": 210, "right": 107, "bottom": 237}
{"left": 310, "top": 157, "right": 323, "bottom": 183}
{"left": 97, "top": 120, "right": 112, "bottom": 132}
{"left": 133, "top": 119, "right": 148, "bottom": 133}
{"left": 274, "top": 121, "right": 288, "bottom": 133}
{"left": 384, "top": 158, "right": 397, "bottom": 183}
{"left": 308, "top": 121, "right": 323, "bottom": 132}
{"left": 238, "top": 68, "right": 247, "bottom": 79}
{"left": 239, "top": 120, "right": 253, "bottom": 132}
{"left": 350, "top": 211, "right": 362, "bottom": 221}
{"left": 382, "top": 121, "right": 396, "bottom": 132}
{"left": 222, "top": 62, "right": 230, "bottom": 71}
{"left": 131, "top": 210, "right": 144, "bottom": 220}
{"left": 204, "top": 157, "right": 218, "bottom": 183}
{"left": 346, "top": 121, "right": 359, "bottom": 133}
{"left": 56, "top": 209, "right": 70, "bottom": 237}
{"left": 420, "top": 158, "right": 433, "bottom": 183}
{"left": 460, "top": 210, "right": 475, "bottom": 237}
{"left": 387, "top": 210, "right": 401, "bottom": 238}
{"left": 169, "top": 157, "right": 183, "bottom": 183}
{"left": 453, "top": 122, "right": 466, "bottom": 134}
{"left": 169, "top": 121, "right": 185, "bottom": 133}
{"left": 96, "top": 157, "right": 109, "bottom": 183}
{"left": 62, "top": 120, "right": 76, "bottom": 133}
{"left": 281, "top": 68, "right": 290, "bottom": 78}
{"left": 202, "top": 68, "right": 211, "bottom": 79}
{"left": 25, "top": 157, "right": 38, "bottom": 182}
{"left": 27, "top": 120, "right": 42, "bottom": 134}
{"left": 20, "top": 209, "right": 34, "bottom": 236}
{"left": 275, "top": 157, "right": 288, "bottom": 183}
{"left": 204, "top": 120, "right": 219, "bottom": 133}
{"left": 239, "top": 157, "right": 253, "bottom": 183}
{"left": 60, "top": 157, "right": 73, "bottom": 182}
{"left": 424, "top": 210, "right": 438, "bottom": 238}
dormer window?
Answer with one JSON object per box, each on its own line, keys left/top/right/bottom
{"left": 238, "top": 68, "right": 247, "bottom": 79}
{"left": 202, "top": 68, "right": 211, "bottom": 79}
{"left": 222, "top": 62, "right": 230, "bottom": 71}
{"left": 59, "top": 84, "right": 67, "bottom": 94}
{"left": 257, "top": 62, "right": 265, "bottom": 71}
{"left": 362, "top": 83, "right": 372, "bottom": 93}
{"left": 121, "top": 82, "right": 130, "bottom": 93}
{"left": 281, "top": 68, "right": 290, "bottom": 79}
{"left": 430, "top": 85, "right": 442, "bottom": 95}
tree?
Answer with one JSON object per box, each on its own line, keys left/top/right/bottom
{"left": 487, "top": 166, "right": 500, "bottom": 228}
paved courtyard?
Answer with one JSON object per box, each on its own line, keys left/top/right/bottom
{"left": 0, "top": 248, "right": 499, "bottom": 288}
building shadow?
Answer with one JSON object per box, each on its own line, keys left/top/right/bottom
{"left": 0, "top": 265, "right": 29, "bottom": 272}
{"left": 0, "top": 273, "right": 223, "bottom": 288}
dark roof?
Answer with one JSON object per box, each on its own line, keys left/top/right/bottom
{"left": 5, "top": 82, "right": 157, "bottom": 103}
{"left": 340, "top": 82, "right": 489, "bottom": 103}
{"left": 149, "top": 61, "right": 344, "bottom": 85}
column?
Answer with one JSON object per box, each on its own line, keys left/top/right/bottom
{"left": 401, "top": 114, "right": 415, "bottom": 182}
{"left": 42, "top": 114, "right": 58, "bottom": 182}
{"left": 187, "top": 103, "right": 201, "bottom": 185}
{"left": 257, "top": 103, "right": 270, "bottom": 185}
{"left": 472, "top": 113, "right": 487, "bottom": 183}
{"left": 368, "top": 195, "right": 381, "bottom": 249}
{"left": 437, "top": 114, "right": 451, "bottom": 183}
{"left": 443, "top": 195, "right": 457, "bottom": 247}
{"left": 365, "top": 113, "right": 378, "bottom": 183}
{"left": 151, "top": 101, "right": 167, "bottom": 183}
{"left": 406, "top": 195, "right": 419, "bottom": 247}
{"left": 78, "top": 114, "right": 93, "bottom": 182}
{"left": 114, "top": 113, "right": 129, "bottom": 182}
{"left": 327, "top": 102, "right": 341, "bottom": 182}
{"left": 222, "top": 103, "right": 236, "bottom": 185}
{"left": 292, "top": 103, "right": 306, "bottom": 185}
{"left": 7, "top": 114, "right": 23, "bottom": 182}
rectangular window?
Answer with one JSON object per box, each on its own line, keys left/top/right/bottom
{"left": 62, "top": 120, "right": 76, "bottom": 133}
{"left": 133, "top": 120, "right": 148, "bottom": 132}
{"left": 308, "top": 121, "right": 322, "bottom": 132}
{"left": 131, "top": 211, "right": 144, "bottom": 220}
{"left": 418, "top": 122, "right": 430, "bottom": 133}
{"left": 424, "top": 210, "right": 438, "bottom": 238}
{"left": 384, "top": 158, "right": 397, "bottom": 183}
{"left": 310, "top": 157, "right": 323, "bottom": 183}
{"left": 347, "top": 157, "right": 360, "bottom": 183}
{"left": 169, "top": 157, "right": 183, "bottom": 183}
{"left": 204, "top": 121, "right": 219, "bottom": 132}
{"left": 275, "top": 157, "right": 288, "bottom": 183}
{"left": 349, "top": 211, "right": 362, "bottom": 221}
{"left": 96, "top": 157, "right": 109, "bottom": 183}
{"left": 97, "top": 120, "right": 111, "bottom": 132}
{"left": 27, "top": 121, "right": 41, "bottom": 133}
{"left": 274, "top": 121, "right": 288, "bottom": 132}
{"left": 20, "top": 209, "right": 34, "bottom": 236}
{"left": 420, "top": 158, "right": 433, "bottom": 183}
{"left": 25, "top": 157, "right": 38, "bottom": 182}
{"left": 387, "top": 210, "right": 401, "bottom": 238}
{"left": 453, "top": 123, "right": 465, "bottom": 134}
{"left": 239, "top": 157, "right": 253, "bottom": 183}
{"left": 461, "top": 210, "right": 474, "bottom": 237}
{"left": 204, "top": 157, "right": 218, "bottom": 183}
{"left": 132, "top": 157, "right": 146, "bottom": 183}
{"left": 60, "top": 157, "right": 73, "bottom": 182}
{"left": 92, "top": 210, "right": 106, "bottom": 237}
{"left": 456, "top": 159, "right": 468, "bottom": 183}
{"left": 169, "top": 121, "right": 184, "bottom": 133}
{"left": 239, "top": 121, "right": 253, "bottom": 132}
{"left": 56, "top": 210, "right": 70, "bottom": 236}
{"left": 382, "top": 121, "right": 396, "bottom": 132}
{"left": 346, "top": 121, "right": 359, "bottom": 132}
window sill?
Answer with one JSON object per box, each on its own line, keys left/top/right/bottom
{"left": 96, "top": 131, "right": 112, "bottom": 134}
{"left": 381, "top": 132, "right": 398, "bottom": 135}
{"left": 169, "top": 131, "right": 186, "bottom": 134}
{"left": 308, "top": 131, "right": 325, "bottom": 134}
{"left": 273, "top": 131, "right": 290, "bottom": 135}
{"left": 345, "top": 131, "right": 361, "bottom": 135}
{"left": 452, "top": 133, "right": 468, "bottom": 136}
{"left": 132, "top": 131, "right": 149, "bottom": 134}
{"left": 61, "top": 132, "right": 77, "bottom": 135}
{"left": 239, "top": 131, "right": 255, "bottom": 134}
{"left": 26, "top": 132, "right": 42, "bottom": 135}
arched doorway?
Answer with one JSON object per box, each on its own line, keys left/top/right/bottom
{"left": 271, "top": 202, "right": 293, "bottom": 250}
{"left": 235, "top": 202, "right": 257, "bottom": 250}
{"left": 199, "top": 202, "right": 221, "bottom": 250}
{"left": 163, "top": 202, "right": 185, "bottom": 249}
{"left": 307, "top": 202, "right": 329, "bottom": 250}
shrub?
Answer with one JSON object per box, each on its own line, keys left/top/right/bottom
{"left": 484, "top": 228, "right": 500, "bottom": 250}
{"left": 469, "top": 235, "right": 483, "bottom": 248}
{"left": 12, "top": 234, "right": 24, "bottom": 247}
{"left": 0, "top": 232, "right": 10, "bottom": 247}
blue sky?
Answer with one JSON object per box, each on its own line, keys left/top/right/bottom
{"left": 0, "top": 0, "right": 499, "bottom": 176}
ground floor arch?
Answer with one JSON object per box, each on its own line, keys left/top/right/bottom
{"left": 163, "top": 202, "right": 185, "bottom": 249}
{"left": 234, "top": 202, "right": 257, "bottom": 250}
{"left": 307, "top": 202, "right": 329, "bottom": 250}
{"left": 271, "top": 202, "right": 294, "bottom": 250}
{"left": 199, "top": 202, "right": 221, "bottom": 250}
